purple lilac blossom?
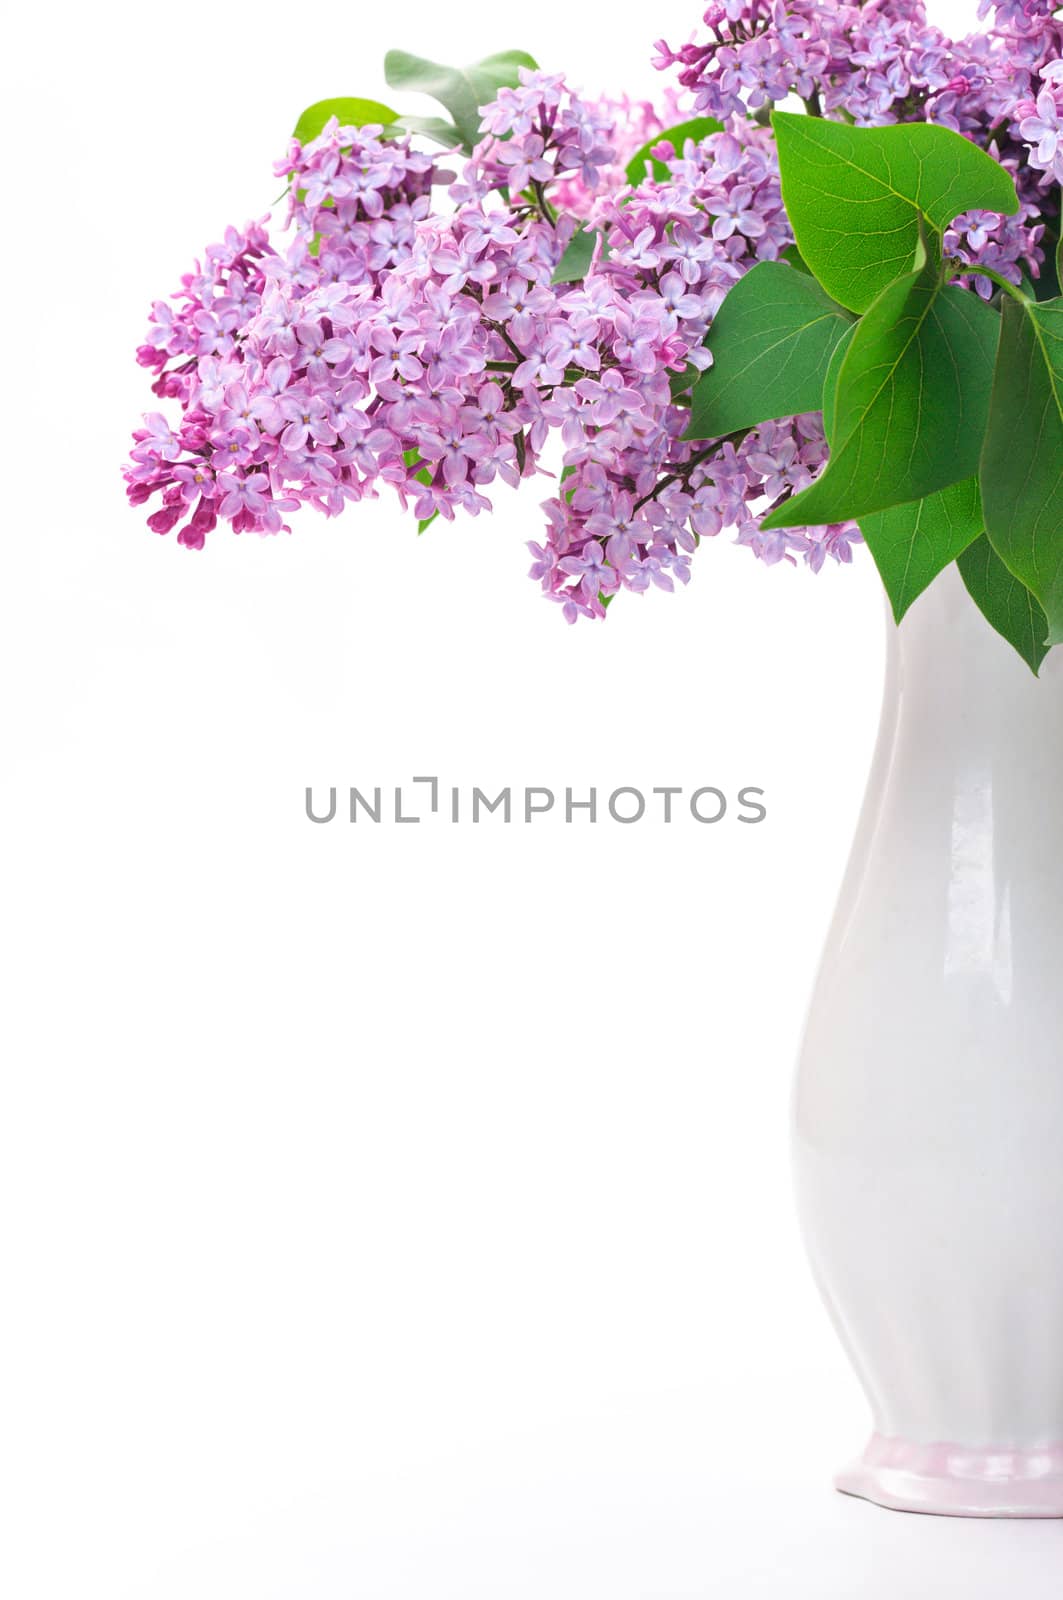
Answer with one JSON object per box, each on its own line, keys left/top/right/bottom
{"left": 656, "top": 0, "right": 1060, "bottom": 291}
{"left": 127, "top": 4, "right": 1063, "bottom": 622}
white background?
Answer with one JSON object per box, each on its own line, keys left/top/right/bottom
{"left": 6, "top": 0, "right": 1063, "bottom": 1593}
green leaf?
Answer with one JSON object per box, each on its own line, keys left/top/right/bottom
{"left": 686, "top": 261, "right": 854, "bottom": 439}
{"left": 624, "top": 116, "right": 723, "bottom": 185}
{"left": 763, "top": 260, "right": 1001, "bottom": 530}
{"left": 980, "top": 294, "right": 1063, "bottom": 644}
{"left": 957, "top": 534, "right": 1050, "bottom": 674}
{"left": 293, "top": 97, "right": 399, "bottom": 145}
{"left": 669, "top": 363, "right": 699, "bottom": 402}
{"left": 384, "top": 48, "right": 538, "bottom": 152}
{"left": 820, "top": 321, "right": 856, "bottom": 444}
{"left": 404, "top": 448, "right": 436, "bottom": 533}
{"left": 859, "top": 478, "right": 983, "bottom": 622}
{"left": 382, "top": 114, "right": 462, "bottom": 148}
{"left": 780, "top": 243, "right": 812, "bottom": 275}
{"left": 771, "top": 111, "right": 1018, "bottom": 314}
{"left": 552, "top": 224, "right": 605, "bottom": 285}
{"left": 824, "top": 320, "right": 985, "bottom": 621}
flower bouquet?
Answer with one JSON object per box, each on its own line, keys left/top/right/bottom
{"left": 125, "top": 1, "right": 1063, "bottom": 672}
{"left": 123, "top": 2, "right": 1063, "bottom": 1517}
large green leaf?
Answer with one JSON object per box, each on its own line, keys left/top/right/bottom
{"left": 821, "top": 319, "right": 983, "bottom": 620}
{"left": 624, "top": 117, "right": 723, "bottom": 185}
{"left": 686, "top": 261, "right": 853, "bottom": 438}
{"left": 820, "top": 320, "right": 856, "bottom": 443}
{"left": 382, "top": 114, "right": 462, "bottom": 148}
{"left": 980, "top": 294, "right": 1063, "bottom": 644}
{"left": 384, "top": 48, "right": 538, "bottom": 152}
{"left": 763, "top": 259, "right": 1001, "bottom": 530}
{"left": 859, "top": 478, "right": 983, "bottom": 622}
{"left": 552, "top": 224, "right": 605, "bottom": 285}
{"left": 293, "top": 97, "right": 399, "bottom": 145}
{"left": 780, "top": 243, "right": 812, "bottom": 275}
{"left": 957, "top": 534, "right": 1051, "bottom": 674}
{"left": 771, "top": 112, "right": 1018, "bottom": 314}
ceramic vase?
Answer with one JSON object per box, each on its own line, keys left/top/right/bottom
{"left": 794, "top": 562, "right": 1063, "bottom": 1517}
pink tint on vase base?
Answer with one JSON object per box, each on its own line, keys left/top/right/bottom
{"left": 837, "top": 1434, "right": 1063, "bottom": 1518}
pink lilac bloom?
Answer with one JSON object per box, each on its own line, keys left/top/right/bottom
{"left": 126, "top": 8, "right": 1063, "bottom": 623}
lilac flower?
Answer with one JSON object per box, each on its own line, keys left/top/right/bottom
{"left": 527, "top": 538, "right": 559, "bottom": 586}
{"left": 295, "top": 321, "right": 350, "bottom": 383}
{"left": 369, "top": 331, "right": 424, "bottom": 396}
{"left": 656, "top": 272, "right": 705, "bottom": 320}
{"left": 173, "top": 462, "right": 215, "bottom": 503}
{"left": 278, "top": 394, "right": 337, "bottom": 451}
{"left": 488, "top": 278, "right": 556, "bottom": 346}
{"left": 209, "top": 426, "right": 256, "bottom": 471}
{"left": 558, "top": 539, "right": 618, "bottom": 600}
{"left": 712, "top": 184, "right": 767, "bottom": 241}
{"left": 134, "top": 412, "right": 183, "bottom": 463}
{"left": 218, "top": 378, "right": 286, "bottom": 437}
{"left": 545, "top": 316, "right": 602, "bottom": 373}
{"left": 571, "top": 372, "right": 645, "bottom": 427}
{"left": 1020, "top": 88, "right": 1063, "bottom": 181}
{"left": 217, "top": 472, "right": 271, "bottom": 518}
{"left": 496, "top": 133, "right": 554, "bottom": 192}
{"left": 418, "top": 407, "right": 484, "bottom": 487}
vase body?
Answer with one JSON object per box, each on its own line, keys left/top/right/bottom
{"left": 794, "top": 563, "right": 1063, "bottom": 1517}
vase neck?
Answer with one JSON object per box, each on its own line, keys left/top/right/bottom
{"left": 891, "top": 564, "right": 1063, "bottom": 735}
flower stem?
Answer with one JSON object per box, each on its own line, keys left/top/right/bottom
{"left": 633, "top": 427, "right": 751, "bottom": 512}
{"left": 959, "top": 263, "right": 1031, "bottom": 307}
{"left": 531, "top": 181, "right": 558, "bottom": 227}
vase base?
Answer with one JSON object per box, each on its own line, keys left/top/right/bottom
{"left": 836, "top": 1433, "right": 1063, "bottom": 1518}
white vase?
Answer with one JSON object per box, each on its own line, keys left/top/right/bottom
{"left": 794, "top": 561, "right": 1063, "bottom": 1517}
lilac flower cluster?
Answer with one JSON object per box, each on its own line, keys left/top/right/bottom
{"left": 127, "top": 3, "right": 1063, "bottom": 622}
{"left": 128, "top": 126, "right": 437, "bottom": 545}
{"left": 656, "top": 0, "right": 1062, "bottom": 293}
{"left": 126, "top": 79, "right": 861, "bottom": 616}
{"left": 656, "top": 0, "right": 1061, "bottom": 131}
{"left": 531, "top": 121, "right": 862, "bottom": 619}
